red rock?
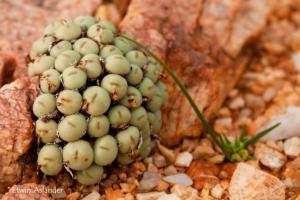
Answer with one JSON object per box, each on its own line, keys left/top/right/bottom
{"left": 105, "top": 188, "right": 123, "bottom": 200}
{"left": 120, "top": 0, "right": 273, "bottom": 146}
{"left": 282, "top": 157, "right": 300, "bottom": 188}
{"left": 186, "top": 161, "right": 220, "bottom": 189}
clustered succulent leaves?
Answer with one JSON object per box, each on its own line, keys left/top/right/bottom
{"left": 120, "top": 35, "right": 281, "bottom": 162}
{"left": 29, "top": 16, "right": 167, "bottom": 185}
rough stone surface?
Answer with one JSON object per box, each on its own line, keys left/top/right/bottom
{"left": 282, "top": 157, "right": 300, "bottom": 188}
{"left": 229, "top": 163, "right": 285, "bottom": 200}
{"left": 186, "top": 161, "right": 220, "bottom": 189}
{"left": 120, "top": 0, "right": 272, "bottom": 146}
{"left": 0, "top": 77, "right": 39, "bottom": 193}
{"left": 283, "top": 137, "right": 300, "bottom": 157}
{"left": 254, "top": 143, "right": 287, "bottom": 170}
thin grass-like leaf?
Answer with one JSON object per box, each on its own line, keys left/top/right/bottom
{"left": 119, "top": 35, "right": 222, "bottom": 146}
{"left": 119, "top": 34, "right": 281, "bottom": 162}
{"left": 243, "top": 122, "right": 280, "bottom": 148}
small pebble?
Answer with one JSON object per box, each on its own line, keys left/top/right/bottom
{"left": 163, "top": 173, "right": 193, "bottom": 187}
{"left": 211, "top": 184, "right": 224, "bottom": 199}
{"left": 171, "top": 185, "right": 200, "bottom": 200}
{"left": 263, "top": 87, "right": 276, "bottom": 102}
{"left": 181, "top": 139, "right": 197, "bottom": 151}
{"left": 147, "top": 162, "right": 159, "bottom": 172}
{"left": 153, "top": 154, "right": 167, "bottom": 168}
{"left": 254, "top": 143, "right": 287, "bottom": 170}
{"left": 229, "top": 96, "right": 245, "bottom": 110}
{"left": 155, "top": 180, "right": 170, "bottom": 191}
{"left": 193, "top": 145, "right": 215, "bottom": 159}
{"left": 292, "top": 51, "right": 300, "bottom": 72}
{"left": 283, "top": 137, "right": 300, "bottom": 157}
{"left": 164, "top": 165, "right": 177, "bottom": 176}
{"left": 82, "top": 192, "right": 101, "bottom": 200}
{"left": 240, "top": 108, "right": 252, "bottom": 117}
{"left": 157, "top": 194, "right": 182, "bottom": 200}
{"left": 137, "top": 171, "right": 161, "bottom": 192}
{"left": 175, "top": 152, "right": 193, "bottom": 167}
{"left": 207, "top": 154, "right": 225, "bottom": 164}
{"left": 214, "top": 117, "right": 232, "bottom": 128}
{"left": 136, "top": 192, "right": 167, "bottom": 200}
{"left": 158, "top": 144, "right": 176, "bottom": 163}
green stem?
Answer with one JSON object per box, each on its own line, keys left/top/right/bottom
{"left": 119, "top": 35, "right": 227, "bottom": 155}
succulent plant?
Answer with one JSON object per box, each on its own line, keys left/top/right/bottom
{"left": 29, "top": 16, "right": 168, "bottom": 185}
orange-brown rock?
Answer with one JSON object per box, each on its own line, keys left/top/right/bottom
{"left": 0, "top": 77, "right": 39, "bottom": 193}
{"left": 186, "top": 161, "right": 220, "bottom": 189}
{"left": 120, "top": 0, "right": 273, "bottom": 146}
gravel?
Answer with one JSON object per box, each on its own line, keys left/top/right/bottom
{"left": 175, "top": 152, "right": 193, "bottom": 167}
{"left": 163, "top": 173, "right": 193, "bottom": 187}
{"left": 283, "top": 137, "right": 300, "bottom": 157}
{"left": 137, "top": 172, "right": 161, "bottom": 192}
{"left": 255, "top": 143, "right": 287, "bottom": 170}
{"left": 157, "top": 193, "right": 181, "bottom": 200}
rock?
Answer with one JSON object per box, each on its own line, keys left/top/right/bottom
{"left": 0, "top": 77, "right": 40, "bottom": 193}
{"left": 136, "top": 192, "right": 167, "bottom": 200}
{"left": 157, "top": 194, "right": 181, "bottom": 200}
{"left": 181, "top": 139, "right": 198, "bottom": 152}
{"left": 105, "top": 188, "right": 123, "bottom": 200}
{"left": 211, "top": 184, "right": 224, "bottom": 199}
{"left": 283, "top": 137, "right": 300, "bottom": 157}
{"left": 0, "top": 52, "right": 17, "bottom": 87}
{"left": 95, "top": 3, "right": 121, "bottom": 25}
{"left": 153, "top": 154, "right": 167, "bottom": 168}
{"left": 82, "top": 192, "right": 101, "bottom": 200}
{"left": 175, "top": 152, "right": 193, "bottom": 167}
{"left": 282, "top": 157, "right": 300, "bottom": 188}
{"left": 186, "top": 161, "right": 220, "bottom": 189}
{"left": 120, "top": 0, "right": 272, "bottom": 146}
{"left": 229, "top": 163, "right": 285, "bottom": 200}
{"left": 193, "top": 144, "right": 215, "bottom": 159}
{"left": 219, "top": 163, "right": 237, "bottom": 179}
{"left": 147, "top": 163, "right": 159, "bottom": 172}
{"left": 163, "top": 173, "right": 193, "bottom": 187}
{"left": 120, "top": 183, "right": 136, "bottom": 193}
{"left": 229, "top": 97, "right": 245, "bottom": 110}
{"left": 207, "top": 154, "right": 225, "bottom": 164}
{"left": 164, "top": 165, "right": 177, "bottom": 176}
{"left": 260, "top": 107, "right": 300, "bottom": 141}
{"left": 171, "top": 185, "right": 200, "bottom": 200}
{"left": 137, "top": 172, "right": 161, "bottom": 192}
{"left": 254, "top": 143, "right": 286, "bottom": 170}
{"left": 214, "top": 117, "right": 232, "bottom": 133}
{"left": 66, "top": 192, "right": 81, "bottom": 200}
{"left": 292, "top": 51, "right": 300, "bottom": 72}
{"left": 123, "top": 193, "right": 135, "bottom": 200}
{"left": 263, "top": 88, "right": 276, "bottom": 102}
{"left": 245, "top": 94, "right": 265, "bottom": 111}
{"left": 155, "top": 180, "right": 170, "bottom": 192}
{"left": 158, "top": 144, "right": 176, "bottom": 163}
